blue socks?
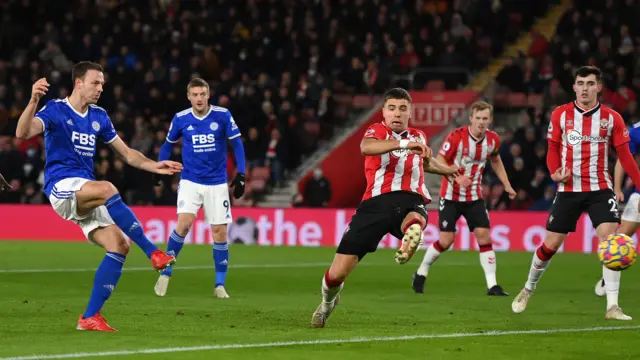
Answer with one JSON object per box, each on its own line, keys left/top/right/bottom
{"left": 161, "top": 230, "right": 186, "bottom": 277}
{"left": 83, "top": 252, "right": 125, "bottom": 319}
{"left": 214, "top": 242, "right": 229, "bottom": 287}
{"left": 105, "top": 194, "right": 157, "bottom": 258}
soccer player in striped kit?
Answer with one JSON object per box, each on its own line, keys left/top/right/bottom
{"left": 412, "top": 101, "right": 516, "bottom": 296}
{"left": 311, "top": 88, "right": 460, "bottom": 328}
{"left": 512, "top": 66, "right": 640, "bottom": 320}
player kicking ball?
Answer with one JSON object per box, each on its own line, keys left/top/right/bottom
{"left": 594, "top": 123, "right": 640, "bottom": 297}
{"left": 311, "top": 88, "right": 460, "bottom": 328}
{"left": 153, "top": 78, "right": 246, "bottom": 299}
{"left": 511, "top": 66, "right": 640, "bottom": 320}
{"left": 16, "top": 62, "right": 181, "bottom": 332}
{"left": 412, "top": 101, "right": 515, "bottom": 296}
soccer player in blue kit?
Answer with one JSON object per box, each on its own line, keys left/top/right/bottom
{"left": 153, "top": 78, "right": 246, "bottom": 299}
{"left": 15, "top": 62, "right": 183, "bottom": 332}
{"left": 594, "top": 121, "right": 640, "bottom": 301}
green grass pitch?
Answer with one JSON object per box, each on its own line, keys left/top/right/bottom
{"left": 1, "top": 241, "right": 639, "bottom": 360}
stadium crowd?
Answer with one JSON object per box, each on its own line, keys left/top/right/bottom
{"left": 0, "top": 0, "right": 550, "bottom": 207}
{"left": 483, "top": 0, "right": 640, "bottom": 211}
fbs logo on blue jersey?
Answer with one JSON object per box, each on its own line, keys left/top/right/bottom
{"left": 71, "top": 131, "right": 96, "bottom": 156}
{"left": 192, "top": 134, "right": 216, "bottom": 153}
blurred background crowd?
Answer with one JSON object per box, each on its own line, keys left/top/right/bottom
{"left": 0, "top": 0, "right": 638, "bottom": 212}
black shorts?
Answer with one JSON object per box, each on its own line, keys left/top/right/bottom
{"left": 438, "top": 199, "right": 490, "bottom": 232}
{"left": 546, "top": 189, "right": 620, "bottom": 234}
{"left": 337, "top": 191, "right": 429, "bottom": 261}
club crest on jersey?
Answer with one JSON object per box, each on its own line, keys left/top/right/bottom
{"left": 600, "top": 119, "right": 608, "bottom": 129}
{"left": 92, "top": 121, "right": 100, "bottom": 131}
{"left": 210, "top": 122, "right": 219, "bottom": 131}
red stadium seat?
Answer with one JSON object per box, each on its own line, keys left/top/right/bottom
{"left": 250, "top": 179, "right": 267, "bottom": 193}
{"left": 425, "top": 80, "right": 445, "bottom": 91}
{"left": 507, "top": 92, "right": 527, "bottom": 107}
{"left": 251, "top": 167, "right": 270, "bottom": 181}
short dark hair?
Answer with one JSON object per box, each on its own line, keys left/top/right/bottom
{"left": 574, "top": 66, "right": 602, "bottom": 82}
{"left": 187, "top": 77, "right": 210, "bottom": 92}
{"left": 71, "top": 61, "right": 103, "bottom": 82}
{"left": 383, "top": 87, "right": 412, "bottom": 104}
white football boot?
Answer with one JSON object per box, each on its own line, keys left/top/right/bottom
{"left": 605, "top": 305, "right": 632, "bottom": 320}
{"left": 395, "top": 223, "right": 424, "bottom": 264}
{"left": 154, "top": 275, "right": 170, "bottom": 297}
{"left": 511, "top": 288, "right": 533, "bottom": 313}
{"left": 311, "top": 295, "right": 340, "bottom": 328}
{"left": 214, "top": 285, "right": 231, "bottom": 299}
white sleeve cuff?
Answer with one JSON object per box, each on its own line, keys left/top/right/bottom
{"left": 228, "top": 133, "right": 241, "bottom": 140}
{"left": 105, "top": 134, "right": 118, "bottom": 144}
{"left": 34, "top": 117, "right": 46, "bottom": 131}
{"left": 166, "top": 137, "right": 179, "bottom": 144}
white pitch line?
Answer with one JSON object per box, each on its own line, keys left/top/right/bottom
{"left": 0, "top": 262, "right": 473, "bottom": 274}
{"left": 1, "top": 325, "right": 639, "bottom": 360}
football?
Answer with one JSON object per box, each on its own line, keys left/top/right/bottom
{"left": 598, "top": 233, "right": 637, "bottom": 271}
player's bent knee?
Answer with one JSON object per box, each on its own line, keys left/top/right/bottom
{"left": 84, "top": 181, "right": 118, "bottom": 202}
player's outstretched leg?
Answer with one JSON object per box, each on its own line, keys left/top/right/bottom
{"left": 395, "top": 213, "right": 426, "bottom": 264}
{"left": 596, "top": 215, "right": 639, "bottom": 298}
{"left": 413, "top": 233, "right": 453, "bottom": 293}
{"left": 312, "top": 254, "right": 357, "bottom": 328}
{"left": 475, "top": 228, "right": 508, "bottom": 296}
{"left": 76, "top": 181, "right": 175, "bottom": 270}
{"left": 595, "top": 222, "right": 632, "bottom": 320}
{"left": 512, "top": 232, "right": 562, "bottom": 313}
{"left": 155, "top": 214, "right": 192, "bottom": 296}
{"left": 77, "top": 226, "right": 129, "bottom": 332}
{"left": 212, "top": 224, "right": 230, "bottom": 299}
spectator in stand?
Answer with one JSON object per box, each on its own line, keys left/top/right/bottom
{"left": 304, "top": 168, "right": 332, "bottom": 208}
{"left": 529, "top": 185, "right": 556, "bottom": 211}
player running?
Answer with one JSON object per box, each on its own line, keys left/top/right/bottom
{"left": 15, "top": 62, "right": 181, "bottom": 332}
{"left": 511, "top": 66, "right": 640, "bottom": 320}
{"left": 412, "top": 101, "right": 516, "bottom": 296}
{"left": 153, "top": 78, "right": 246, "bottom": 299}
{"left": 593, "top": 121, "right": 640, "bottom": 297}
{"left": 311, "top": 88, "right": 460, "bottom": 328}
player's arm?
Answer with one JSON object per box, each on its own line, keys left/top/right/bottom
{"left": 158, "top": 116, "right": 182, "bottom": 161}
{"left": 613, "top": 159, "right": 625, "bottom": 202}
{"left": 15, "top": 78, "right": 49, "bottom": 139}
{"left": 225, "top": 111, "right": 246, "bottom": 199}
{"left": 109, "top": 137, "right": 183, "bottom": 175}
{"left": 546, "top": 108, "right": 571, "bottom": 183}
{"left": 612, "top": 113, "right": 640, "bottom": 191}
{"left": 489, "top": 154, "right": 516, "bottom": 199}
{"left": 424, "top": 154, "right": 459, "bottom": 176}
{"left": 360, "top": 138, "right": 430, "bottom": 157}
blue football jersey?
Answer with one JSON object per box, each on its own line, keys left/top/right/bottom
{"left": 629, "top": 122, "right": 640, "bottom": 155}
{"left": 166, "top": 105, "right": 241, "bottom": 185}
{"left": 35, "top": 98, "right": 118, "bottom": 198}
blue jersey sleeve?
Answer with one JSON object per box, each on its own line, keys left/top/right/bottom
{"left": 99, "top": 114, "right": 118, "bottom": 144}
{"left": 34, "top": 101, "right": 58, "bottom": 131}
{"left": 629, "top": 125, "right": 640, "bottom": 155}
{"left": 167, "top": 115, "right": 181, "bottom": 143}
{"left": 224, "top": 111, "right": 241, "bottom": 139}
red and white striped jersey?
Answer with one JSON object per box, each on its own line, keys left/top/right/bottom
{"left": 547, "top": 101, "right": 629, "bottom": 192}
{"left": 439, "top": 126, "right": 501, "bottom": 202}
{"left": 361, "top": 122, "right": 432, "bottom": 203}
